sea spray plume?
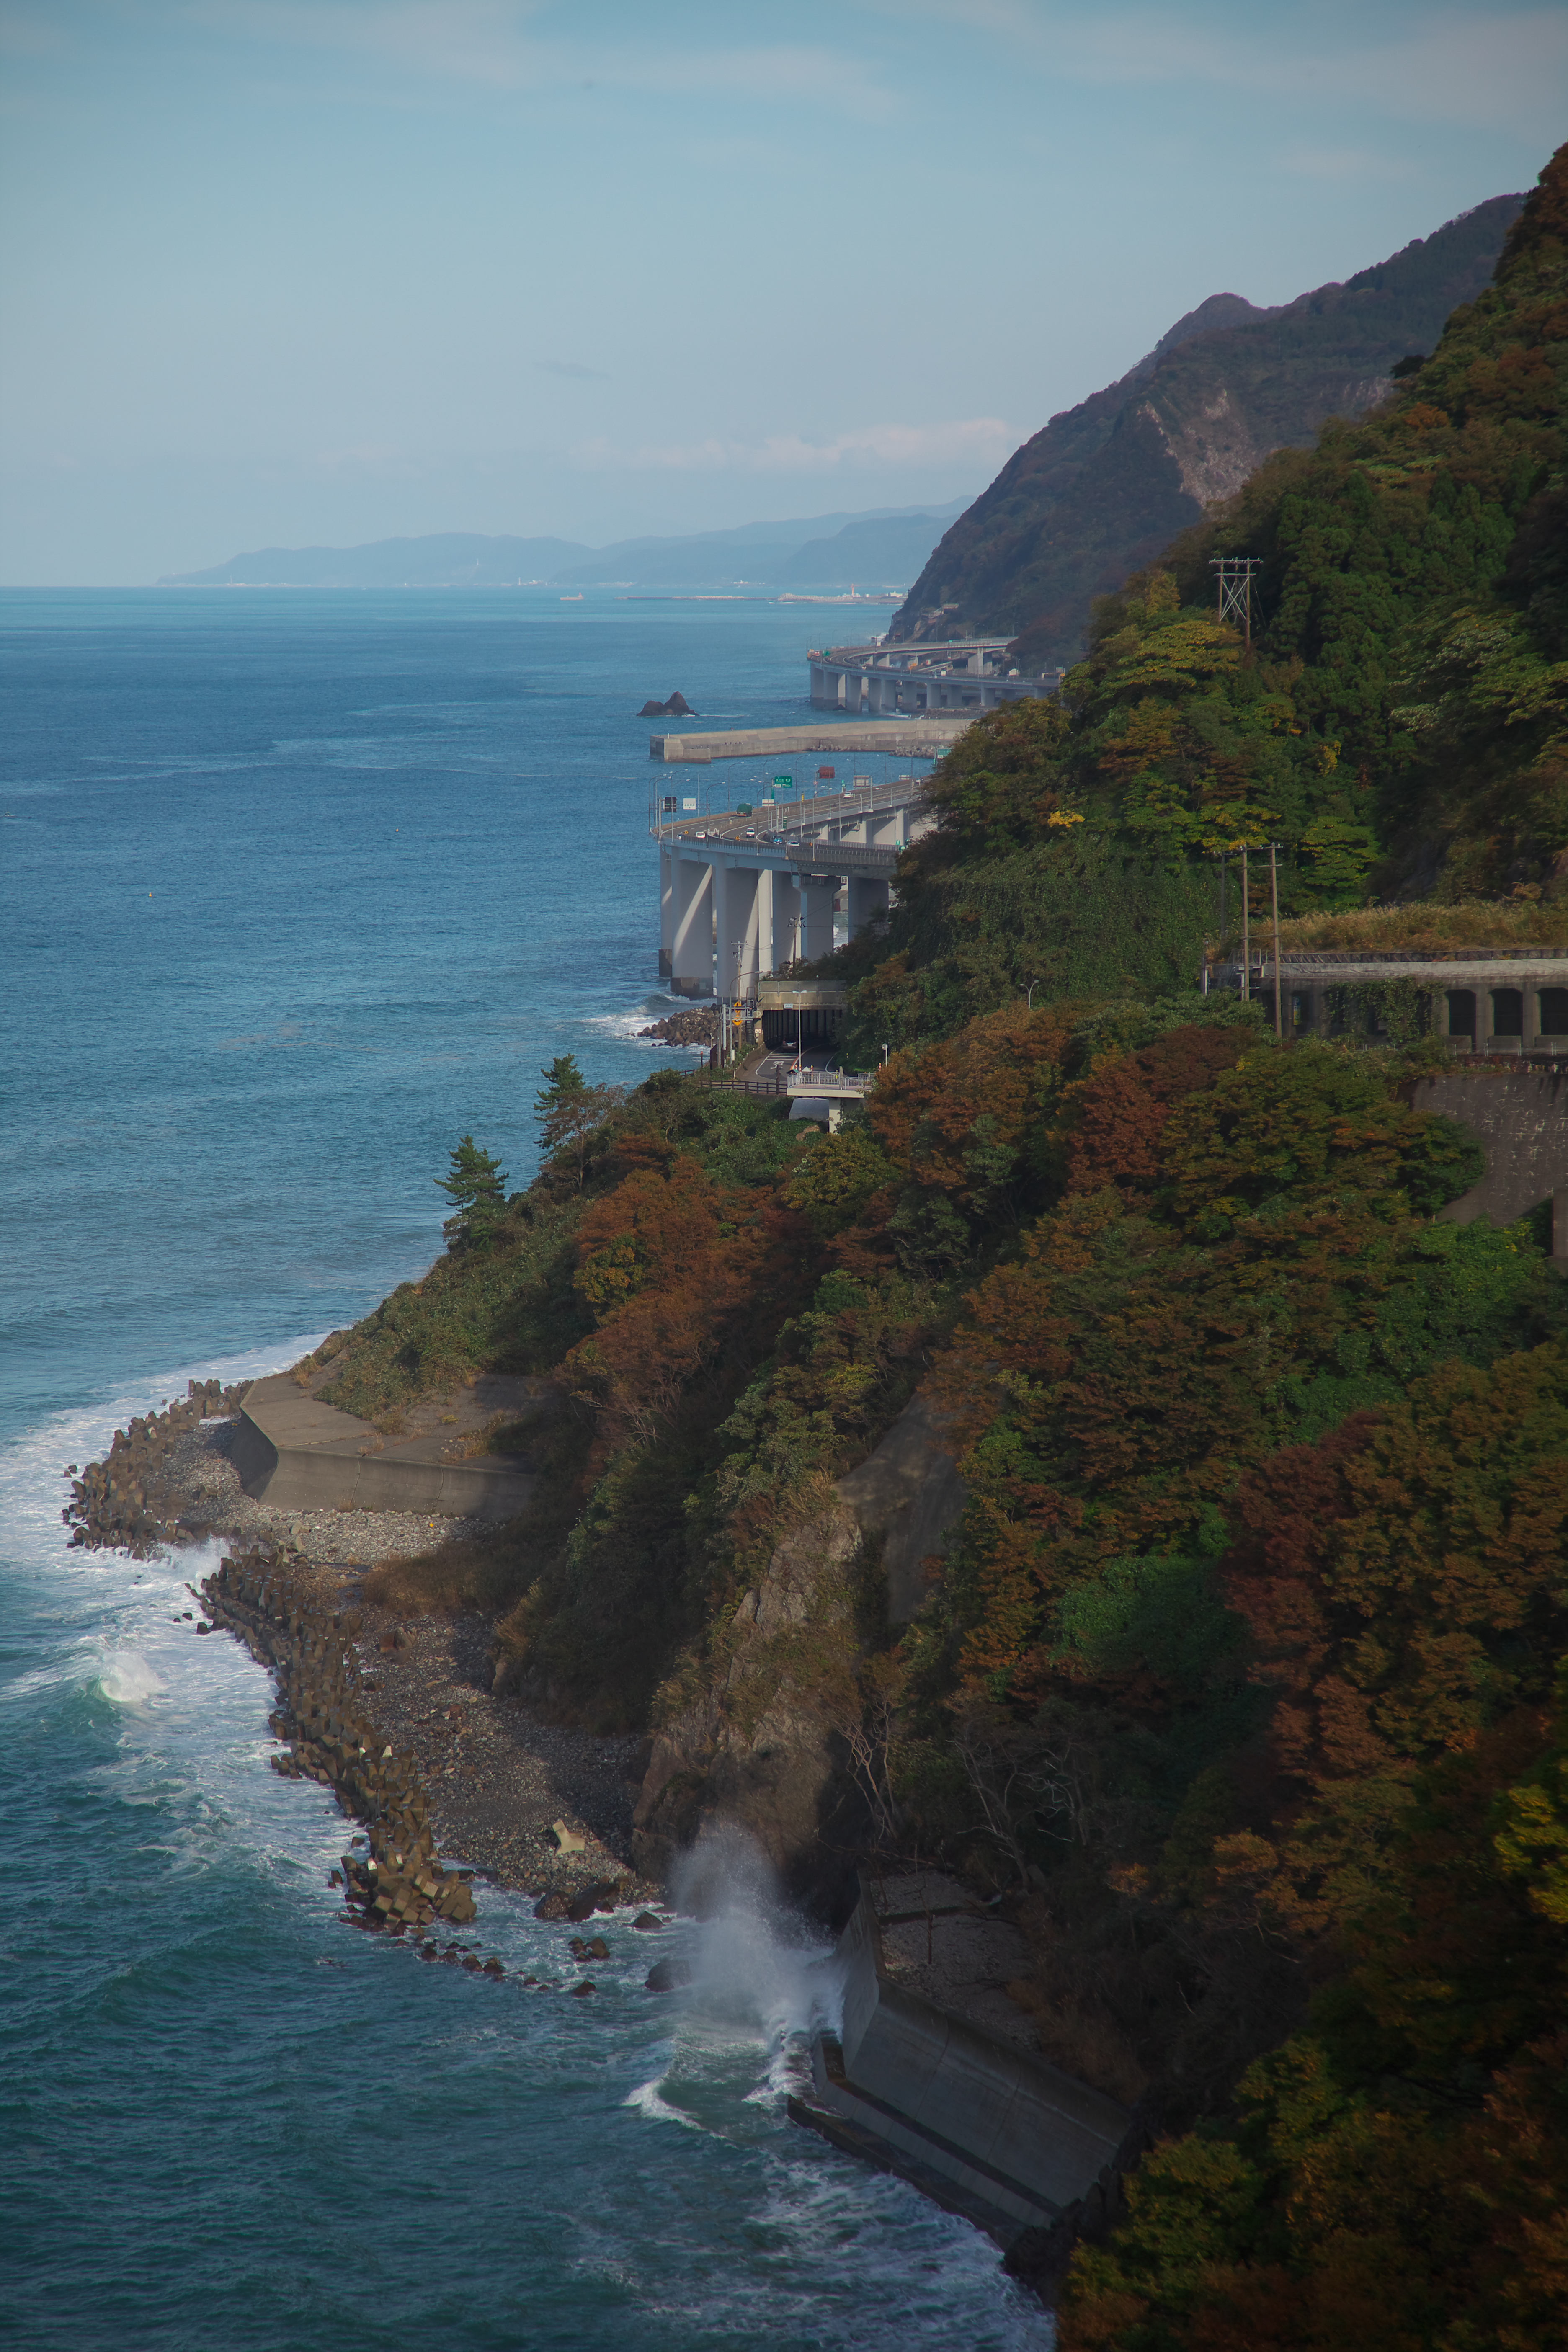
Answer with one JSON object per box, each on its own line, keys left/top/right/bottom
{"left": 673, "top": 1823, "right": 844, "bottom": 2058}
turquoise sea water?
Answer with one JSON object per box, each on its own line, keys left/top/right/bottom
{"left": 0, "top": 591, "right": 1050, "bottom": 2351}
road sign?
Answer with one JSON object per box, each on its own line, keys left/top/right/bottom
{"left": 682, "top": 797, "right": 697, "bottom": 811}
{"left": 818, "top": 766, "right": 835, "bottom": 780}
{"left": 774, "top": 774, "right": 794, "bottom": 791}
{"left": 661, "top": 796, "right": 677, "bottom": 814}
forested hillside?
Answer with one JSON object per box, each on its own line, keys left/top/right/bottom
{"left": 847, "top": 153, "right": 1567, "bottom": 1054}
{"left": 323, "top": 145, "right": 1568, "bottom": 2340}
{"left": 892, "top": 193, "right": 1520, "bottom": 672}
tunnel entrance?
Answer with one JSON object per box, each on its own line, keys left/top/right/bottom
{"left": 761, "top": 1005, "right": 843, "bottom": 1051}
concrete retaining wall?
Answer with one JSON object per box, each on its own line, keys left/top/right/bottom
{"left": 232, "top": 1375, "right": 535, "bottom": 1522}
{"left": 791, "top": 1882, "right": 1130, "bottom": 2246}
{"left": 1412, "top": 1068, "right": 1568, "bottom": 1256}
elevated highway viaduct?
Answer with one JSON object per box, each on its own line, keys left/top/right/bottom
{"left": 655, "top": 775, "right": 934, "bottom": 998}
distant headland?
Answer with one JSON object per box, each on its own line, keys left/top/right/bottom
{"left": 157, "top": 500, "right": 972, "bottom": 596}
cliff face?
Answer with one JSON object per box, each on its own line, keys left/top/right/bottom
{"left": 890, "top": 194, "right": 1522, "bottom": 669}
{"left": 632, "top": 1396, "right": 971, "bottom": 1916}
{"left": 631, "top": 1498, "right": 867, "bottom": 1913}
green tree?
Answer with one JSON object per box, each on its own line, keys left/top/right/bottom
{"left": 436, "top": 1134, "right": 508, "bottom": 1252}
{"left": 535, "top": 1054, "right": 587, "bottom": 1121}
{"left": 535, "top": 1055, "right": 624, "bottom": 1189}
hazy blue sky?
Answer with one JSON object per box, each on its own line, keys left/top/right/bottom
{"left": 1, "top": 0, "right": 1561, "bottom": 581}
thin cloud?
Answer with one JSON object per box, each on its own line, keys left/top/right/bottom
{"left": 573, "top": 418, "right": 1014, "bottom": 475}
{"left": 864, "top": 1, "right": 1568, "bottom": 134}
{"left": 186, "top": 4, "right": 896, "bottom": 116}
{"left": 184, "top": 1, "right": 553, "bottom": 86}
{"left": 537, "top": 358, "right": 609, "bottom": 380}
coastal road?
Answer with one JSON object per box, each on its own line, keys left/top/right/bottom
{"left": 753, "top": 1046, "right": 837, "bottom": 1083}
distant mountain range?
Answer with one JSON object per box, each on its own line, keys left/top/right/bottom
{"left": 159, "top": 500, "right": 973, "bottom": 593}
{"left": 890, "top": 193, "right": 1523, "bottom": 668}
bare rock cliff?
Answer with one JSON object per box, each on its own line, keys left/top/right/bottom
{"left": 632, "top": 1395, "right": 970, "bottom": 1907}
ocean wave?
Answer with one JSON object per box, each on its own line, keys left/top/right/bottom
{"left": 624, "top": 2073, "right": 708, "bottom": 2132}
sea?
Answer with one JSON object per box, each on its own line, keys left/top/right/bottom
{"left": 0, "top": 588, "right": 1051, "bottom": 2351}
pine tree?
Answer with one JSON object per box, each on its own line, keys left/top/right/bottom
{"left": 534, "top": 1055, "right": 622, "bottom": 1189}
{"left": 534, "top": 1054, "right": 587, "bottom": 1127}
{"left": 435, "top": 1133, "right": 507, "bottom": 1252}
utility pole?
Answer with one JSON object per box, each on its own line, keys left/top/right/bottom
{"left": 730, "top": 940, "right": 744, "bottom": 1063}
{"left": 1210, "top": 558, "right": 1263, "bottom": 646}
{"left": 1269, "top": 843, "right": 1284, "bottom": 1040}
{"left": 1240, "top": 846, "right": 1251, "bottom": 1003}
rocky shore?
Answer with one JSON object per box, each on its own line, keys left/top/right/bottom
{"left": 67, "top": 1389, "right": 667, "bottom": 1960}
{"left": 638, "top": 1006, "right": 717, "bottom": 1047}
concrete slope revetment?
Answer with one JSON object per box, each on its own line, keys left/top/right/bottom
{"left": 790, "top": 1872, "right": 1133, "bottom": 2249}
{"left": 230, "top": 1372, "right": 540, "bottom": 1522}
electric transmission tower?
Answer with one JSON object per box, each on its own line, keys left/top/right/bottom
{"left": 1210, "top": 557, "right": 1263, "bottom": 644}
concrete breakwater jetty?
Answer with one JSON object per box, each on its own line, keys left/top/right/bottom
{"left": 199, "top": 1550, "right": 481, "bottom": 1939}
{"left": 64, "top": 1377, "right": 248, "bottom": 1555}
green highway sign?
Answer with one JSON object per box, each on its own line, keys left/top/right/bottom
{"left": 774, "top": 774, "right": 794, "bottom": 790}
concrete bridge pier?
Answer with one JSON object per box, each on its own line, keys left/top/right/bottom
{"left": 768, "top": 870, "right": 802, "bottom": 970}
{"left": 671, "top": 854, "right": 714, "bottom": 997}
{"left": 847, "top": 874, "right": 890, "bottom": 938}
{"left": 797, "top": 873, "right": 839, "bottom": 963}
{"left": 715, "top": 863, "right": 761, "bottom": 1000}
{"left": 659, "top": 848, "right": 675, "bottom": 976}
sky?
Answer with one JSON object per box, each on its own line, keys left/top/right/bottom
{"left": 0, "top": 0, "right": 1562, "bottom": 583}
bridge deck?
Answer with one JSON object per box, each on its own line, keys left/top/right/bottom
{"left": 654, "top": 775, "right": 934, "bottom": 878}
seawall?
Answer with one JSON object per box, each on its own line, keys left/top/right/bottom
{"left": 790, "top": 1875, "right": 1131, "bottom": 2249}
{"left": 232, "top": 1372, "right": 536, "bottom": 1522}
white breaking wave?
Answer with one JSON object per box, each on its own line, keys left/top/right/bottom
{"left": 621, "top": 1826, "right": 845, "bottom": 2146}
{"left": 623, "top": 2073, "right": 706, "bottom": 2131}
{"left": 96, "top": 1649, "right": 165, "bottom": 1705}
